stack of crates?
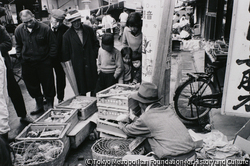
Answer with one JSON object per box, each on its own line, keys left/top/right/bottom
{"left": 96, "top": 84, "right": 138, "bottom": 138}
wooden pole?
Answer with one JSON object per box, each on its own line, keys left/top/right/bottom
{"left": 152, "top": 0, "right": 175, "bottom": 105}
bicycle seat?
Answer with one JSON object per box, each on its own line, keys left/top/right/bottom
{"left": 208, "top": 60, "right": 226, "bottom": 69}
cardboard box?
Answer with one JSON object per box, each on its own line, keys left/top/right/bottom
{"left": 56, "top": 95, "right": 97, "bottom": 120}
{"left": 188, "top": 129, "right": 203, "bottom": 148}
{"left": 234, "top": 119, "right": 250, "bottom": 154}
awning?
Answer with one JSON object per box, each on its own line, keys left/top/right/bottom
{"left": 91, "top": 1, "right": 124, "bottom": 14}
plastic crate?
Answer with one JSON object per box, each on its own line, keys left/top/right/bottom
{"left": 96, "top": 119, "right": 127, "bottom": 138}
{"left": 96, "top": 84, "right": 137, "bottom": 110}
{"left": 34, "top": 108, "right": 79, "bottom": 133}
{"left": 56, "top": 95, "right": 97, "bottom": 120}
{"left": 98, "top": 107, "right": 128, "bottom": 121}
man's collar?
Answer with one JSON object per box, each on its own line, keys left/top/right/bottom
{"left": 145, "top": 103, "right": 155, "bottom": 112}
{"left": 145, "top": 102, "right": 161, "bottom": 112}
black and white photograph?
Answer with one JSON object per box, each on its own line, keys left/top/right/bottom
{"left": 0, "top": 0, "right": 249, "bottom": 165}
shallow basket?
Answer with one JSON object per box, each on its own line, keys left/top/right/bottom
{"left": 11, "top": 140, "right": 65, "bottom": 166}
{"left": 91, "top": 138, "right": 144, "bottom": 160}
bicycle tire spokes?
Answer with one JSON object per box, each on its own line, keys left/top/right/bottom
{"left": 174, "top": 78, "right": 215, "bottom": 121}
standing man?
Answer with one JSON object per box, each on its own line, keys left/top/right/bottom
{"left": 49, "top": 9, "right": 68, "bottom": 103}
{"left": 118, "top": 9, "right": 128, "bottom": 40}
{"left": 101, "top": 12, "right": 115, "bottom": 34}
{"left": 62, "top": 10, "right": 99, "bottom": 96}
{"left": 15, "top": 9, "right": 57, "bottom": 115}
{"left": 0, "top": 24, "right": 33, "bottom": 123}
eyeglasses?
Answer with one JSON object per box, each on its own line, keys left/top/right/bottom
{"left": 23, "top": 19, "right": 33, "bottom": 24}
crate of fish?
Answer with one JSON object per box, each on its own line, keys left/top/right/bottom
{"left": 16, "top": 123, "right": 70, "bottom": 141}
{"left": 56, "top": 95, "right": 97, "bottom": 120}
{"left": 96, "top": 84, "right": 138, "bottom": 110}
{"left": 96, "top": 118, "right": 127, "bottom": 138}
{"left": 11, "top": 140, "right": 66, "bottom": 166}
{"left": 34, "top": 108, "right": 79, "bottom": 133}
{"left": 98, "top": 106, "right": 128, "bottom": 121}
{"left": 15, "top": 123, "right": 71, "bottom": 158}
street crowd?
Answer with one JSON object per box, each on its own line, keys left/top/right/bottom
{"left": 0, "top": 7, "right": 198, "bottom": 165}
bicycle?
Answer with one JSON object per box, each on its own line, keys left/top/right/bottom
{"left": 173, "top": 60, "right": 226, "bottom": 121}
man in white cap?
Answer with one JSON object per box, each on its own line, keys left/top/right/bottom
{"left": 49, "top": 9, "right": 68, "bottom": 103}
{"left": 62, "top": 10, "right": 99, "bottom": 96}
{"left": 117, "top": 82, "right": 196, "bottom": 160}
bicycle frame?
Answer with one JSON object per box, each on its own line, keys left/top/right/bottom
{"left": 187, "top": 66, "right": 223, "bottom": 108}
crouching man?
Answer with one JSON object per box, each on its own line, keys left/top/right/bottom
{"left": 117, "top": 82, "right": 196, "bottom": 161}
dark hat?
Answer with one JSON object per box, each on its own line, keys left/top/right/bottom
{"left": 130, "top": 82, "right": 162, "bottom": 104}
{"left": 132, "top": 53, "right": 142, "bottom": 61}
{"left": 102, "top": 33, "right": 114, "bottom": 52}
{"left": 50, "top": 9, "right": 66, "bottom": 20}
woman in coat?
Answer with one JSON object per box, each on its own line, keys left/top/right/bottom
{"left": 62, "top": 10, "right": 99, "bottom": 96}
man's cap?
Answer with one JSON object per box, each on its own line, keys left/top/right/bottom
{"left": 50, "top": 9, "right": 66, "bottom": 20}
{"left": 65, "top": 10, "right": 82, "bottom": 23}
{"left": 130, "top": 82, "right": 162, "bottom": 104}
{"left": 102, "top": 33, "right": 114, "bottom": 52}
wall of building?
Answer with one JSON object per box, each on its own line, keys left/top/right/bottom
{"left": 124, "top": 0, "right": 142, "bottom": 10}
{"left": 41, "top": 0, "right": 100, "bottom": 11}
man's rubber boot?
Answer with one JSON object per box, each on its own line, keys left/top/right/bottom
{"left": 30, "top": 97, "right": 44, "bottom": 115}
{"left": 46, "top": 97, "right": 54, "bottom": 110}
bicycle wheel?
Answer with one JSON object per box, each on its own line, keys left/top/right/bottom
{"left": 174, "top": 78, "right": 216, "bottom": 121}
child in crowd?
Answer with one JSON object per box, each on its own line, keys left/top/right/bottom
{"left": 119, "top": 47, "right": 133, "bottom": 84}
{"left": 131, "top": 54, "right": 142, "bottom": 85}
{"left": 95, "top": 33, "right": 124, "bottom": 93}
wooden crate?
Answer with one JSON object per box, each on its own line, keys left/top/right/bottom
{"left": 99, "top": 132, "right": 122, "bottom": 139}
{"left": 56, "top": 95, "right": 97, "bottom": 120}
{"left": 98, "top": 107, "right": 128, "bottom": 120}
{"left": 15, "top": 123, "right": 71, "bottom": 158}
{"left": 34, "top": 108, "right": 79, "bottom": 133}
{"left": 96, "top": 84, "right": 137, "bottom": 110}
{"left": 68, "top": 120, "right": 96, "bottom": 149}
{"left": 96, "top": 119, "right": 127, "bottom": 138}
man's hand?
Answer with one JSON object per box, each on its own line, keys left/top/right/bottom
{"left": 116, "top": 114, "right": 129, "bottom": 123}
{"left": 118, "top": 121, "right": 125, "bottom": 129}
{"left": 129, "top": 109, "right": 136, "bottom": 121}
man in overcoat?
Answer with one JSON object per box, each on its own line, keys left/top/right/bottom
{"left": 62, "top": 10, "right": 99, "bottom": 96}
{"left": 49, "top": 9, "right": 68, "bottom": 103}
